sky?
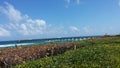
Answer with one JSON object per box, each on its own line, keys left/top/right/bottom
{"left": 0, "top": 0, "right": 120, "bottom": 41}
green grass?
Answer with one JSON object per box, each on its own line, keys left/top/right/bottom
{"left": 14, "top": 37, "right": 120, "bottom": 68}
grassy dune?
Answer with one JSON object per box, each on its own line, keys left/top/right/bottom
{"left": 14, "top": 37, "right": 120, "bottom": 68}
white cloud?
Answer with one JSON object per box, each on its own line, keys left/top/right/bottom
{"left": 0, "top": 2, "right": 71, "bottom": 38}
{"left": 66, "top": 0, "right": 71, "bottom": 4}
{"left": 0, "top": 2, "right": 83, "bottom": 39}
{"left": 83, "top": 26, "right": 92, "bottom": 34}
{"left": 0, "top": 2, "right": 47, "bottom": 36}
{"left": 18, "top": 19, "right": 46, "bottom": 35}
{"left": 76, "top": 0, "right": 80, "bottom": 5}
{"left": 0, "top": 27, "right": 10, "bottom": 36}
{"left": 118, "top": 0, "right": 120, "bottom": 6}
{"left": 65, "top": 0, "right": 80, "bottom": 8}
{"left": 65, "top": 0, "right": 71, "bottom": 8}
{"left": 0, "top": 2, "right": 22, "bottom": 22}
{"left": 70, "top": 26, "right": 80, "bottom": 32}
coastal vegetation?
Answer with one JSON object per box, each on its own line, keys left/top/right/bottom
{"left": 0, "top": 36, "right": 120, "bottom": 68}
{"left": 14, "top": 36, "right": 120, "bottom": 68}
{"left": 0, "top": 42, "right": 81, "bottom": 68}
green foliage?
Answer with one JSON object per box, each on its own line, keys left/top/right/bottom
{"left": 14, "top": 37, "right": 120, "bottom": 68}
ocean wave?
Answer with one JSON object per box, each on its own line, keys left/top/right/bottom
{"left": 0, "top": 43, "right": 34, "bottom": 48}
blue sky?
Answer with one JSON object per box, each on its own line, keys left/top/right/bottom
{"left": 0, "top": 0, "right": 120, "bottom": 41}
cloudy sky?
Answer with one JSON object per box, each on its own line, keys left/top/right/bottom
{"left": 0, "top": 0, "right": 120, "bottom": 41}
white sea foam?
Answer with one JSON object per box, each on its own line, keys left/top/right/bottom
{"left": 0, "top": 44, "right": 15, "bottom": 47}
{"left": 0, "top": 43, "right": 34, "bottom": 48}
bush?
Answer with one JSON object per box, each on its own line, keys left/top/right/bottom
{"left": 14, "top": 37, "right": 120, "bottom": 68}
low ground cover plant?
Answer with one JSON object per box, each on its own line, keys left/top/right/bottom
{"left": 14, "top": 37, "right": 120, "bottom": 68}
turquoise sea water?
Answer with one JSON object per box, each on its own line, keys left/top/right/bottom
{"left": 0, "top": 39, "right": 76, "bottom": 48}
{"left": 0, "top": 36, "right": 102, "bottom": 48}
{"left": 0, "top": 39, "right": 77, "bottom": 48}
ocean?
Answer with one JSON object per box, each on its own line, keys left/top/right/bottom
{"left": 0, "top": 36, "right": 102, "bottom": 48}
{"left": 0, "top": 39, "right": 74, "bottom": 48}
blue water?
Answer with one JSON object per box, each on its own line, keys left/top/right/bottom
{"left": 0, "top": 36, "right": 102, "bottom": 48}
{"left": 0, "top": 39, "right": 78, "bottom": 48}
{"left": 0, "top": 40, "right": 46, "bottom": 47}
